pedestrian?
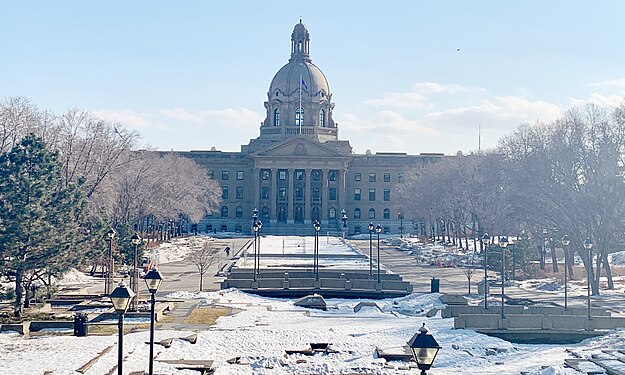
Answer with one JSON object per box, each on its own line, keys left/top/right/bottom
{"left": 225, "top": 246, "right": 231, "bottom": 257}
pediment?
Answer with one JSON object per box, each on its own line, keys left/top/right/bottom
{"left": 252, "top": 137, "right": 346, "bottom": 158}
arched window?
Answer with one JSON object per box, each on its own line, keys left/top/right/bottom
{"left": 295, "top": 107, "right": 304, "bottom": 127}
{"left": 329, "top": 207, "right": 336, "bottom": 219}
{"left": 235, "top": 206, "right": 243, "bottom": 218}
{"left": 221, "top": 206, "right": 229, "bottom": 218}
{"left": 383, "top": 208, "right": 390, "bottom": 220}
{"left": 354, "top": 208, "right": 361, "bottom": 219}
{"left": 368, "top": 208, "right": 376, "bottom": 219}
{"left": 319, "top": 109, "right": 325, "bottom": 127}
{"left": 273, "top": 108, "right": 280, "bottom": 126}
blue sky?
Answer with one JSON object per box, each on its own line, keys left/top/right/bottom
{"left": 2, "top": 1, "right": 625, "bottom": 155}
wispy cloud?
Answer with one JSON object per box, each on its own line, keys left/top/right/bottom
{"left": 364, "top": 82, "right": 487, "bottom": 108}
{"left": 589, "top": 79, "right": 625, "bottom": 88}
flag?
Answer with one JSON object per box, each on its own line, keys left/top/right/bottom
{"left": 301, "top": 78, "right": 308, "bottom": 90}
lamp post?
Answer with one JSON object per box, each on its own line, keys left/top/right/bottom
{"left": 499, "top": 236, "right": 509, "bottom": 319}
{"left": 398, "top": 212, "right": 404, "bottom": 239}
{"left": 368, "top": 222, "right": 375, "bottom": 276}
{"left": 481, "top": 233, "right": 490, "bottom": 309}
{"left": 376, "top": 224, "right": 382, "bottom": 283}
{"left": 541, "top": 228, "right": 548, "bottom": 270}
{"left": 252, "top": 208, "right": 258, "bottom": 227}
{"left": 341, "top": 209, "right": 347, "bottom": 238}
{"left": 256, "top": 221, "right": 263, "bottom": 278}
{"left": 110, "top": 281, "right": 135, "bottom": 375}
{"left": 408, "top": 323, "right": 441, "bottom": 375}
{"left": 130, "top": 232, "right": 142, "bottom": 312}
{"left": 252, "top": 222, "right": 258, "bottom": 281}
{"left": 313, "top": 220, "right": 321, "bottom": 280}
{"left": 144, "top": 268, "right": 163, "bottom": 375}
{"left": 583, "top": 237, "right": 594, "bottom": 320}
{"left": 561, "top": 235, "right": 571, "bottom": 310}
{"left": 104, "top": 228, "right": 116, "bottom": 295}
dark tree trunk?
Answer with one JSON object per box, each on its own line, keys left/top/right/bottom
{"left": 14, "top": 270, "right": 23, "bottom": 318}
{"left": 603, "top": 254, "right": 614, "bottom": 289}
{"left": 551, "top": 242, "right": 559, "bottom": 273}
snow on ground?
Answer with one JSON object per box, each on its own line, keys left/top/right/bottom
{"left": 155, "top": 235, "right": 216, "bottom": 264}
{"left": 0, "top": 288, "right": 621, "bottom": 374}
{"left": 57, "top": 268, "right": 97, "bottom": 285}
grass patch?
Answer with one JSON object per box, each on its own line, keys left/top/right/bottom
{"left": 87, "top": 322, "right": 150, "bottom": 335}
{"left": 183, "top": 307, "right": 231, "bottom": 325}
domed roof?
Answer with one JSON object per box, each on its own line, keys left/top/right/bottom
{"left": 268, "top": 20, "right": 331, "bottom": 97}
{"left": 269, "top": 61, "right": 330, "bottom": 97}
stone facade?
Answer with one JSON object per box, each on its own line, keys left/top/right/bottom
{"left": 177, "top": 21, "right": 444, "bottom": 235}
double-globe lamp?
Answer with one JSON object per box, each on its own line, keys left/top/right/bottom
{"left": 144, "top": 268, "right": 164, "bottom": 375}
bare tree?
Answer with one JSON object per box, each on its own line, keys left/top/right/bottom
{"left": 188, "top": 243, "right": 219, "bottom": 291}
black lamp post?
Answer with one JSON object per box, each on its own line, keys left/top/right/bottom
{"left": 408, "top": 323, "right": 441, "bottom": 375}
{"left": 341, "top": 209, "right": 347, "bottom": 239}
{"left": 583, "top": 237, "right": 594, "bottom": 320}
{"left": 144, "top": 268, "right": 163, "bottom": 375}
{"left": 313, "top": 220, "right": 321, "bottom": 280}
{"left": 376, "top": 224, "right": 382, "bottom": 283}
{"left": 110, "top": 281, "right": 135, "bottom": 375}
{"left": 561, "top": 235, "right": 571, "bottom": 310}
{"left": 398, "top": 212, "right": 404, "bottom": 239}
{"left": 499, "top": 236, "right": 509, "bottom": 319}
{"left": 104, "top": 228, "right": 116, "bottom": 295}
{"left": 368, "top": 222, "right": 374, "bottom": 276}
{"left": 130, "top": 232, "right": 142, "bottom": 312}
{"left": 252, "top": 208, "right": 258, "bottom": 227}
{"left": 481, "top": 233, "right": 490, "bottom": 309}
{"left": 256, "top": 220, "right": 263, "bottom": 277}
{"left": 252, "top": 222, "right": 259, "bottom": 281}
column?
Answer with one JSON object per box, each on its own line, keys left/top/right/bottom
{"left": 287, "top": 168, "right": 294, "bottom": 224}
{"left": 253, "top": 167, "right": 260, "bottom": 219}
{"left": 304, "top": 168, "right": 312, "bottom": 224}
{"left": 321, "top": 169, "right": 329, "bottom": 225}
{"left": 271, "top": 168, "right": 278, "bottom": 224}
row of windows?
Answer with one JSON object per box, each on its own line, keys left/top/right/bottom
{"left": 218, "top": 206, "right": 395, "bottom": 220}
{"left": 273, "top": 108, "right": 326, "bottom": 127}
{"left": 354, "top": 172, "right": 400, "bottom": 183}
{"left": 261, "top": 186, "right": 338, "bottom": 201}
{"left": 214, "top": 170, "right": 245, "bottom": 181}
{"left": 262, "top": 169, "right": 339, "bottom": 181}
{"left": 203, "top": 224, "right": 391, "bottom": 235}
{"left": 354, "top": 188, "right": 391, "bottom": 201}
{"left": 222, "top": 186, "right": 244, "bottom": 200}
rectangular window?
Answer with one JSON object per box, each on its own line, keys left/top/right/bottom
{"left": 312, "top": 169, "right": 321, "bottom": 181}
{"left": 369, "top": 188, "right": 376, "bottom": 201}
{"left": 384, "top": 189, "right": 390, "bottom": 201}
{"left": 383, "top": 209, "right": 390, "bottom": 219}
{"left": 354, "top": 188, "right": 361, "bottom": 201}
{"left": 209, "top": 170, "right": 215, "bottom": 179}
{"left": 261, "top": 187, "right": 269, "bottom": 200}
{"left": 369, "top": 173, "right": 376, "bottom": 182}
{"left": 354, "top": 209, "right": 361, "bottom": 219}
{"left": 329, "top": 187, "right": 337, "bottom": 201}
{"left": 354, "top": 225, "right": 362, "bottom": 234}
{"left": 236, "top": 171, "right": 244, "bottom": 180}
{"left": 312, "top": 187, "right": 320, "bottom": 201}
{"left": 279, "top": 170, "right": 287, "bottom": 180}
{"left": 295, "top": 186, "right": 303, "bottom": 200}
{"left": 236, "top": 186, "right": 243, "bottom": 199}
{"left": 295, "top": 170, "right": 304, "bottom": 180}
{"left": 354, "top": 172, "right": 361, "bottom": 182}
{"left": 279, "top": 187, "right": 287, "bottom": 200}
{"left": 398, "top": 173, "right": 403, "bottom": 182}
{"left": 384, "top": 173, "right": 391, "bottom": 182}
{"left": 328, "top": 170, "right": 338, "bottom": 181}
{"left": 222, "top": 187, "right": 229, "bottom": 199}
{"left": 222, "top": 170, "right": 229, "bottom": 180}
{"left": 261, "top": 169, "right": 270, "bottom": 180}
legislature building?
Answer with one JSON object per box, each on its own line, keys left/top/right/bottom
{"left": 181, "top": 21, "right": 443, "bottom": 235}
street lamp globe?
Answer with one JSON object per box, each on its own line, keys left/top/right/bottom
{"left": 252, "top": 223, "right": 259, "bottom": 233}
{"left": 375, "top": 224, "right": 382, "bottom": 234}
{"left": 408, "top": 323, "right": 441, "bottom": 375}
{"left": 257, "top": 220, "right": 263, "bottom": 230}
{"left": 131, "top": 232, "right": 142, "bottom": 245}
{"left": 106, "top": 228, "right": 116, "bottom": 241}
{"left": 499, "top": 236, "right": 509, "bottom": 248}
{"left": 561, "top": 235, "right": 571, "bottom": 246}
{"left": 368, "top": 222, "right": 375, "bottom": 232}
{"left": 313, "top": 220, "right": 321, "bottom": 232}
{"left": 583, "top": 238, "right": 594, "bottom": 250}
{"left": 481, "top": 233, "right": 490, "bottom": 245}
{"left": 110, "top": 281, "right": 135, "bottom": 314}
{"left": 144, "top": 268, "right": 164, "bottom": 294}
